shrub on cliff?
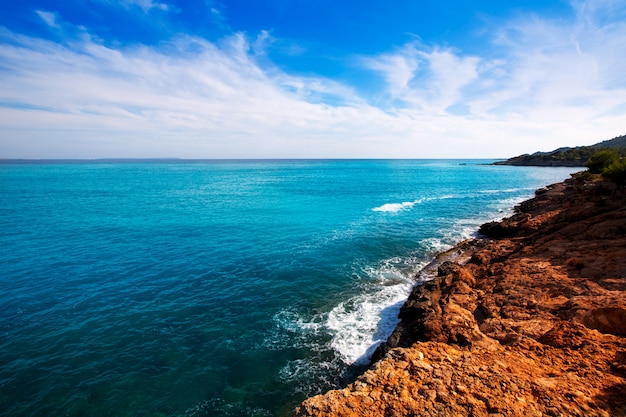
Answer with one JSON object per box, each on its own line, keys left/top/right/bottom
{"left": 603, "top": 158, "right": 626, "bottom": 185}
{"left": 585, "top": 149, "right": 621, "bottom": 174}
{"left": 585, "top": 149, "right": 626, "bottom": 185}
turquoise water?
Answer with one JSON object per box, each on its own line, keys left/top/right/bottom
{"left": 0, "top": 160, "right": 580, "bottom": 416}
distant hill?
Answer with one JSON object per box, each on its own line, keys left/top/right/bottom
{"left": 494, "top": 134, "right": 626, "bottom": 166}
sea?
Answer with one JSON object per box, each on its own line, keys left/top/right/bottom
{"left": 0, "top": 159, "right": 582, "bottom": 417}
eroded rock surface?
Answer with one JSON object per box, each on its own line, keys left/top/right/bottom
{"left": 295, "top": 174, "right": 626, "bottom": 417}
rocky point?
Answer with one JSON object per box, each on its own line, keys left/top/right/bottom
{"left": 294, "top": 173, "right": 626, "bottom": 417}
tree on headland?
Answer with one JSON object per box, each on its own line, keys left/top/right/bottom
{"left": 585, "top": 149, "right": 626, "bottom": 185}
{"left": 601, "top": 158, "right": 626, "bottom": 185}
{"left": 586, "top": 149, "right": 621, "bottom": 174}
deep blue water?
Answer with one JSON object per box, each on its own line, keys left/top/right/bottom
{"left": 0, "top": 160, "right": 581, "bottom": 416}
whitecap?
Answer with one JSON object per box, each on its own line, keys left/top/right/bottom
{"left": 372, "top": 195, "right": 455, "bottom": 213}
{"left": 372, "top": 200, "right": 421, "bottom": 213}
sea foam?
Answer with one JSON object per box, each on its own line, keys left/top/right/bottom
{"left": 372, "top": 195, "right": 454, "bottom": 213}
{"left": 372, "top": 200, "right": 422, "bottom": 213}
{"left": 326, "top": 287, "right": 409, "bottom": 365}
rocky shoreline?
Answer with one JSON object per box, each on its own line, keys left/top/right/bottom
{"left": 294, "top": 173, "right": 626, "bottom": 417}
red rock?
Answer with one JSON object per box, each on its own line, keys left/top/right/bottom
{"left": 294, "top": 174, "right": 626, "bottom": 417}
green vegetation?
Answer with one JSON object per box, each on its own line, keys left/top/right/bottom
{"left": 603, "top": 158, "right": 626, "bottom": 185}
{"left": 586, "top": 149, "right": 621, "bottom": 174}
{"left": 526, "top": 147, "right": 595, "bottom": 164}
{"left": 585, "top": 148, "right": 626, "bottom": 185}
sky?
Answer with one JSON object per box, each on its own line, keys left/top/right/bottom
{"left": 0, "top": 0, "right": 625, "bottom": 159}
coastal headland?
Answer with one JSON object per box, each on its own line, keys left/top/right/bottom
{"left": 295, "top": 172, "right": 626, "bottom": 416}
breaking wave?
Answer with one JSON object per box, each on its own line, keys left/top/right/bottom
{"left": 372, "top": 195, "right": 454, "bottom": 213}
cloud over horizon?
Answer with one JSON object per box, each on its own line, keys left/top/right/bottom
{"left": 0, "top": 0, "right": 625, "bottom": 158}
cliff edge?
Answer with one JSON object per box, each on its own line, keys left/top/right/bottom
{"left": 295, "top": 173, "right": 626, "bottom": 417}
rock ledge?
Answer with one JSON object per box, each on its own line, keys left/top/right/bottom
{"left": 295, "top": 174, "right": 626, "bottom": 417}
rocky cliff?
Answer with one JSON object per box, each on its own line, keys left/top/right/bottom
{"left": 294, "top": 173, "right": 626, "bottom": 417}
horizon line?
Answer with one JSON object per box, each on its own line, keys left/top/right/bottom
{"left": 0, "top": 157, "right": 507, "bottom": 164}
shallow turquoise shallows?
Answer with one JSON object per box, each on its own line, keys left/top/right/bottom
{"left": 0, "top": 160, "right": 581, "bottom": 416}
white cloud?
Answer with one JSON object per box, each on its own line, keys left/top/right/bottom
{"left": 0, "top": 31, "right": 403, "bottom": 158}
{"left": 363, "top": 45, "right": 419, "bottom": 100}
{"left": 122, "top": 0, "right": 169, "bottom": 13}
{"left": 471, "top": 0, "right": 626, "bottom": 128}
{"left": 1, "top": 0, "right": 625, "bottom": 159}
{"left": 360, "top": 0, "right": 626, "bottom": 149}
{"left": 35, "top": 10, "right": 61, "bottom": 29}
{"left": 93, "top": 0, "right": 170, "bottom": 13}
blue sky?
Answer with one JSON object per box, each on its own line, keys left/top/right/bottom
{"left": 1, "top": 0, "right": 625, "bottom": 158}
